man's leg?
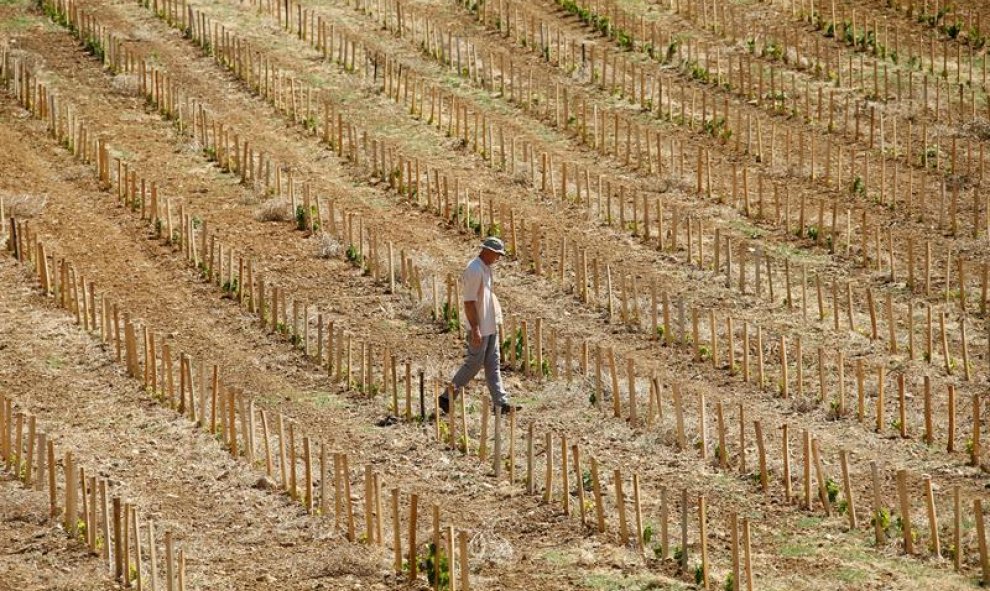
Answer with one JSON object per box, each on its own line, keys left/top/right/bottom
{"left": 441, "top": 339, "right": 485, "bottom": 412}
{"left": 482, "top": 334, "right": 509, "bottom": 406}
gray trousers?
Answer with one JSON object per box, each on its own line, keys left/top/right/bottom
{"left": 450, "top": 334, "right": 508, "bottom": 405}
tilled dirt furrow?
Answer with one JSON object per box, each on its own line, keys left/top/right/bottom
{"left": 0, "top": 476, "right": 118, "bottom": 591}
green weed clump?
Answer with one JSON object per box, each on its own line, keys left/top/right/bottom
{"left": 419, "top": 543, "right": 451, "bottom": 590}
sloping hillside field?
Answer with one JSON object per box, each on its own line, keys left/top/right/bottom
{"left": 1, "top": 0, "right": 989, "bottom": 588}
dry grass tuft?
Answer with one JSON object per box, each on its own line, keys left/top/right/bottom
{"left": 963, "top": 118, "right": 990, "bottom": 141}
{"left": 318, "top": 544, "right": 380, "bottom": 577}
{"left": 469, "top": 528, "right": 515, "bottom": 566}
{"left": 255, "top": 199, "right": 292, "bottom": 222}
{"left": 0, "top": 191, "right": 47, "bottom": 219}
{"left": 110, "top": 74, "right": 139, "bottom": 95}
{"left": 316, "top": 231, "right": 341, "bottom": 258}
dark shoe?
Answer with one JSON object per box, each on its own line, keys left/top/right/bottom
{"left": 493, "top": 402, "right": 521, "bottom": 415}
{"left": 438, "top": 394, "right": 450, "bottom": 415}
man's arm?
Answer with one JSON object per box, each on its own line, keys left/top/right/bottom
{"left": 462, "top": 263, "right": 483, "bottom": 347}
{"left": 463, "top": 300, "right": 481, "bottom": 347}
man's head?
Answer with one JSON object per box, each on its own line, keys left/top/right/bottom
{"left": 479, "top": 236, "right": 506, "bottom": 265}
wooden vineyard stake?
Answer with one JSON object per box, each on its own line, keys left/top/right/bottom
{"left": 432, "top": 505, "right": 441, "bottom": 589}
{"left": 560, "top": 435, "right": 569, "bottom": 515}
{"left": 924, "top": 476, "right": 940, "bottom": 558}
{"left": 304, "top": 437, "right": 313, "bottom": 513}
{"left": 972, "top": 394, "right": 982, "bottom": 467}
{"left": 407, "top": 494, "right": 418, "bottom": 581}
{"left": 742, "top": 515, "right": 754, "bottom": 591}
{"left": 391, "top": 489, "right": 401, "bottom": 575}
{"left": 148, "top": 519, "right": 158, "bottom": 591}
{"left": 730, "top": 512, "right": 740, "bottom": 591}
{"left": 100, "top": 480, "right": 110, "bottom": 562}
{"left": 781, "top": 423, "right": 791, "bottom": 503}
{"left": 698, "top": 392, "right": 708, "bottom": 461}
{"left": 459, "top": 530, "right": 471, "bottom": 591}
{"left": 812, "top": 440, "right": 831, "bottom": 516}
{"left": 626, "top": 357, "right": 637, "bottom": 425}
{"left": 590, "top": 456, "right": 605, "bottom": 533}
{"left": 780, "top": 336, "right": 788, "bottom": 398}
{"left": 871, "top": 462, "right": 885, "bottom": 546}
{"left": 449, "top": 386, "right": 458, "bottom": 450}
{"left": 36, "top": 433, "right": 47, "bottom": 494}
{"left": 953, "top": 485, "right": 964, "bottom": 572}
{"left": 973, "top": 497, "right": 990, "bottom": 585}
{"left": 1, "top": 397, "right": 9, "bottom": 471}
{"left": 178, "top": 549, "right": 186, "bottom": 591}
{"left": 260, "top": 410, "right": 273, "bottom": 477}
{"left": 526, "top": 422, "right": 534, "bottom": 494}
{"left": 165, "top": 531, "right": 174, "bottom": 591}
{"left": 754, "top": 421, "right": 768, "bottom": 492}
{"left": 47, "top": 440, "right": 56, "bottom": 518}
{"left": 608, "top": 348, "right": 620, "bottom": 418}
{"left": 698, "top": 495, "right": 709, "bottom": 590}
{"left": 287, "top": 422, "right": 296, "bottom": 501}
{"left": 479, "top": 401, "right": 489, "bottom": 462}
{"left": 24, "top": 416, "right": 35, "bottom": 486}
{"left": 572, "top": 444, "right": 585, "bottom": 526}
{"left": 802, "top": 431, "right": 812, "bottom": 511}
{"left": 739, "top": 402, "right": 746, "bottom": 474}
{"left": 493, "top": 405, "right": 502, "bottom": 478}
{"left": 509, "top": 408, "right": 516, "bottom": 484}
{"left": 122, "top": 501, "right": 130, "bottom": 587}
{"left": 631, "top": 472, "right": 645, "bottom": 553}
{"left": 948, "top": 384, "right": 956, "bottom": 453}
{"left": 64, "top": 452, "right": 77, "bottom": 535}
{"left": 875, "top": 365, "right": 885, "bottom": 434}
{"left": 672, "top": 383, "right": 686, "bottom": 450}
{"left": 342, "top": 454, "right": 355, "bottom": 542}
{"left": 840, "top": 449, "right": 857, "bottom": 529}
{"left": 716, "top": 402, "right": 727, "bottom": 469}
{"left": 544, "top": 433, "right": 554, "bottom": 504}
{"left": 374, "top": 473, "right": 383, "bottom": 545}
{"left": 680, "top": 489, "right": 689, "bottom": 571}
{"left": 614, "top": 470, "right": 628, "bottom": 545}
{"left": 319, "top": 444, "right": 328, "bottom": 518}
{"left": 333, "top": 452, "right": 344, "bottom": 529}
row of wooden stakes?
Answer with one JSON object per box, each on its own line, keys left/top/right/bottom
{"left": 3, "top": 104, "right": 984, "bottom": 591}
{"left": 247, "top": 0, "right": 990, "bottom": 255}
{"left": 452, "top": 0, "right": 990, "bottom": 197}
{"left": 13, "top": 4, "right": 990, "bottom": 507}
{"left": 195, "top": 0, "right": 990, "bottom": 344}
{"left": 3, "top": 26, "right": 988, "bottom": 584}
{"left": 153, "top": 0, "right": 985, "bottom": 338}
{"left": 0, "top": 38, "right": 762, "bottom": 588}
{"left": 442, "top": 0, "right": 984, "bottom": 266}
{"left": 12, "top": 207, "right": 990, "bottom": 584}
{"left": 26, "top": 2, "right": 990, "bottom": 486}
{"left": 122, "top": 0, "right": 990, "bottom": 367}
{"left": 9, "top": 172, "right": 985, "bottom": 481}
{"left": 377, "top": 0, "right": 987, "bottom": 203}
{"left": 3, "top": 225, "right": 482, "bottom": 589}
{"left": 545, "top": 0, "right": 989, "bottom": 121}
{"left": 0, "top": 395, "right": 189, "bottom": 591}
{"left": 6, "top": 213, "right": 772, "bottom": 589}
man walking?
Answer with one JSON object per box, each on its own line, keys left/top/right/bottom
{"left": 440, "top": 237, "right": 520, "bottom": 415}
